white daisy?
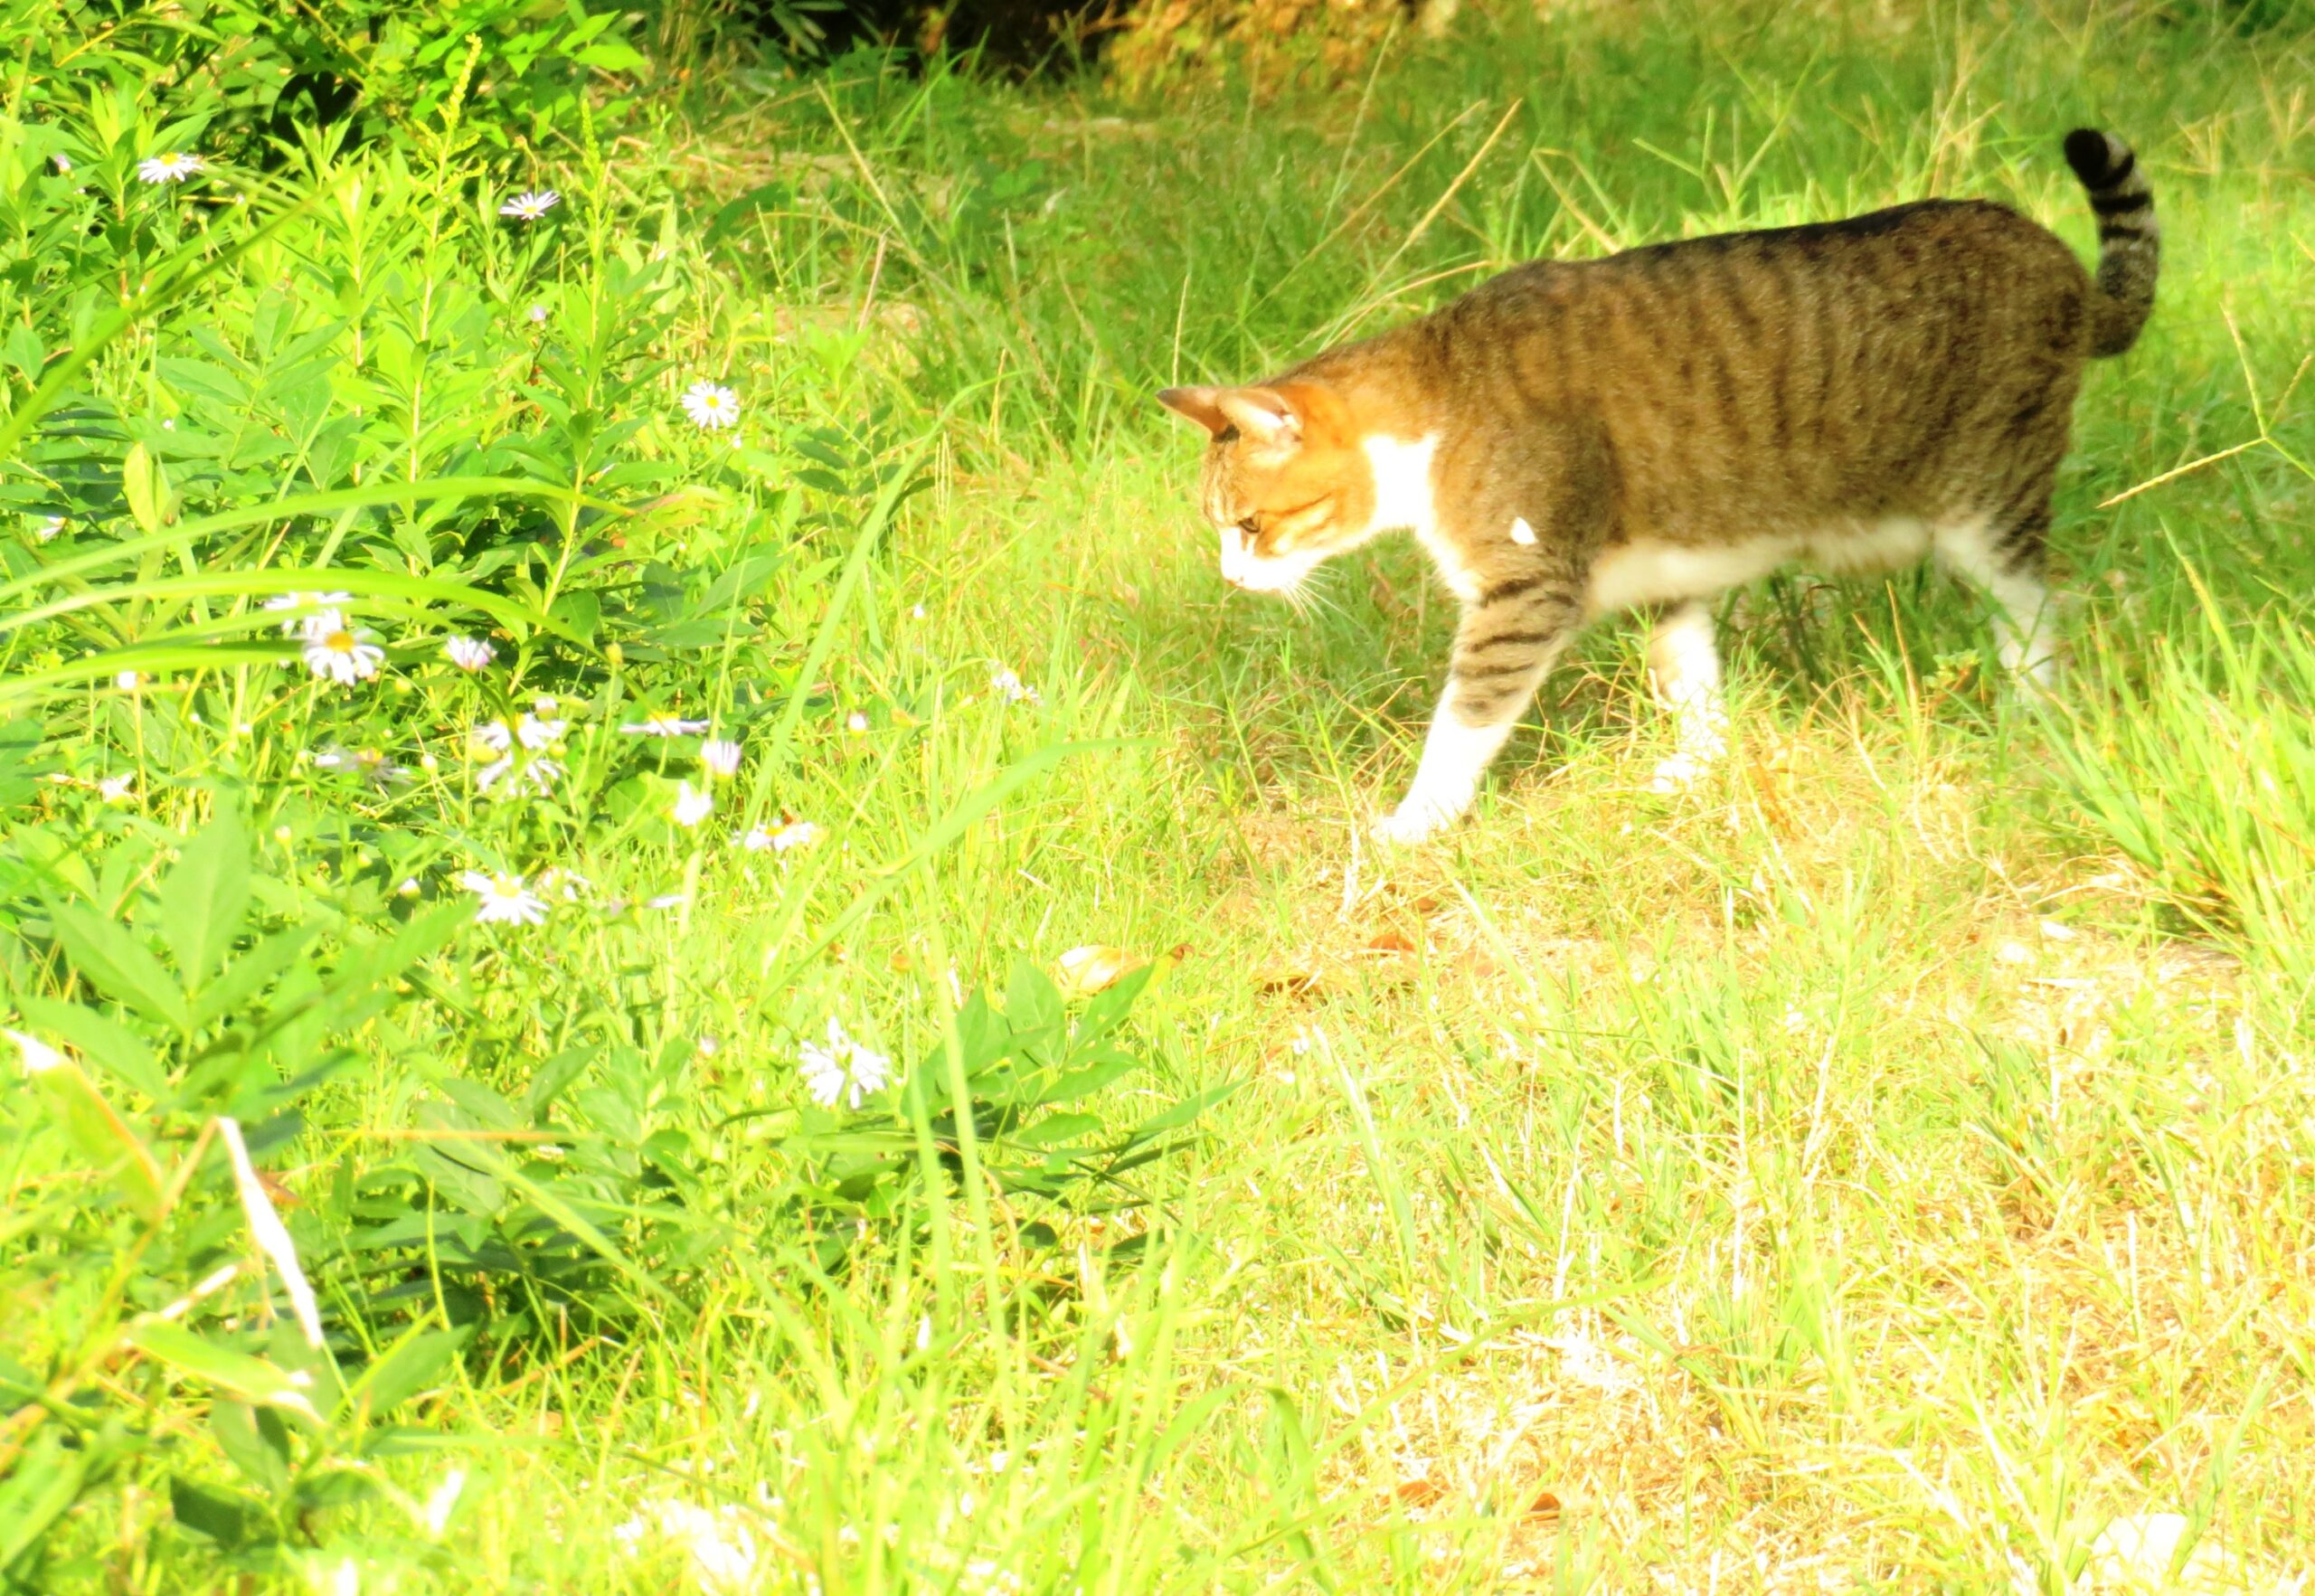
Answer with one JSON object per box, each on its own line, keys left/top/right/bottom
{"left": 34, "top": 516, "right": 62, "bottom": 543}
{"left": 798, "top": 1017, "right": 892, "bottom": 1110}
{"left": 671, "top": 781, "right": 713, "bottom": 827}
{"left": 266, "top": 590, "right": 353, "bottom": 636}
{"left": 443, "top": 636, "right": 496, "bottom": 671}
{"left": 97, "top": 773, "right": 135, "bottom": 805}
{"left": 845, "top": 711, "right": 869, "bottom": 734}
{"left": 700, "top": 739, "right": 742, "bottom": 778}
{"left": 300, "top": 613, "right": 384, "bottom": 685}
{"left": 910, "top": 603, "right": 926, "bottom": 619}
{"left": 115, "top": 670, "right": 142, "bottom": 692}
{"left": 989, "top": 667, "right": 1041, "bottom": 705}
{"left": 680, "top": 382, "right": 741, "bottom": 431}
{"left": 476, "top": 755, "right": 562, "bottom": 797}
{"left": 137, "top": 152, "right": 203, "bottom": 184}
{"left": 460, "top": 870, "right": 547, "bottom": 926}
{"left": 619, "top": 714, "right": 710, "bottom": 737}
{"left": 469, "top": 716, "right": 563, "bottom": 796}
{"left": 498, "top": 190, "right": 560, "bottom": 221}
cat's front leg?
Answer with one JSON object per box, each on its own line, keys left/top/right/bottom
{"left": 1373, "top": 581, "right": 1580, "bottom": 845}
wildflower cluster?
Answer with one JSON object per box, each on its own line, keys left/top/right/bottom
{"left": 798, "top": 1018, "right": 893, "bottom": 1110}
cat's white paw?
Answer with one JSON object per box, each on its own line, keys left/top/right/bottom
{"left": 1369, "top": 803, "right": 1452, "bottom": 847}
{"left": 1647, "top": 751, "right": 1713, "bottom": 795}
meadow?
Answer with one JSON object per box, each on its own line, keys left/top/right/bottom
{"left": 4, "top": 0, "right": 2314, "bottom": 1589}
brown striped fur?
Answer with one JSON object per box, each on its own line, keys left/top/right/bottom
{"left": 1160, "top": 128, "right": 2159, "bottom": 843}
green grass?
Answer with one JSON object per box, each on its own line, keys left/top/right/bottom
{"left": 6, "top": 0, "right": 2315, "bottom": 1591}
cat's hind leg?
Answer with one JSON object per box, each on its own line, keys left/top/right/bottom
{"left": 1372, "top": 578, "right": 1582, "bottom": 845}
{"left": 1933, "top": 488, "right": 2060, "bottom": 689}
{"left": 1645, "top": 600, "right": 1727, "bottom": 793}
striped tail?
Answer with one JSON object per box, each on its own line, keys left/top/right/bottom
{"left": 2063, "top": 127, "right": 2159, "bottom": 357}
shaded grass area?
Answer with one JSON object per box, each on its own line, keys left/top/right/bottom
{"left": 13, "top": 0, "right": 2315, "bottom": 1590}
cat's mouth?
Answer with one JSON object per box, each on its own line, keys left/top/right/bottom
{"left": 1216, "top": 524, "right": 1325, "bottom": 596}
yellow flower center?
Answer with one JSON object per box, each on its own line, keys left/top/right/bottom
{"left": 325, "top": 630, "right": 354, "bottom": 652}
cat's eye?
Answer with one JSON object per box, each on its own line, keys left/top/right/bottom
{"left": 1234, "top": 515, "right": 1262, "bottom": 537}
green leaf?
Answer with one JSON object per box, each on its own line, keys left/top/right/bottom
{"left": 46, "top": 902, "right": 191, "bottom": 1032}
{"left": 167, "top": 1476, "right": 271, "bottom": 1551}
{"left": 1006, "top": 960, "right": 1064, "bottom": 1041}
{"left": 157, "top": 804, "right": 250, "bottom": 987}
{"left": 193, "top": 922, "right": 320, "bottom": 1031}
{"left": 344, "top": 1327, "right": 471, "bottom": 1421}
{"left": 524, "top": 1045, "right": 597, "bottom": 1119}
{"left": 127, "top": 1324, "right": 320, "bottom": 1421}
{"left": 1072, "top": 962, "right": 1157, "bottom": 1049}
{"left": 12, "top": 997, "right": 165, "bottom": 1098}
{"left": 26, "top": 1058, "right": 165, "bottom": 1223}
{"left": 0, "top": 1431, "right": 89, "bottom": 1570}
{"left": 121, "top": 442, "right": 165, "bottom": 534}
{"left": 1032, "top": 1056, "right": 1137, "bottom": 1107}
{"left": 412, "top": 1099, "right": 508, "bottom": 1215}
{"left": 1122, "top": 1082, "right": 1241, "bottom": 1147}
{"left": 0, "top": 718, "right": 41, "bottom": 809}
{"left": 211, "top": 1402, "right": 291, "bottom": 1498}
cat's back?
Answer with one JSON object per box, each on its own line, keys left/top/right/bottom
{"left": 1408, "top": 196, "right": 2098, "bottom": 532}
{"left": 1455, "top": 198, "right": 2087, "bottom": 353}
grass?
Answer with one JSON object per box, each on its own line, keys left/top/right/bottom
{"left": 5, "top": 0, "right": 2315, "bottom": 1590}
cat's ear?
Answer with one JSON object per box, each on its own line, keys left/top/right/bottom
{"left": 1158, "top": 386, "right": 1232, "bottom": 437}
{"left": 1213, "top": 386, "right": 1303, "bottom": 448}
{"left": 1158, "top": 382, "right": 1330, "bottom": 449}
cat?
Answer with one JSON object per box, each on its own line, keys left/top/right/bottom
{"left": 1159, "top": 128, "right": 2158, "bottom": 845}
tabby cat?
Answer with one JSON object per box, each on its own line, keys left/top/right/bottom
{"left": 1160, "top": 128, "right": 2158, "bottom": 844}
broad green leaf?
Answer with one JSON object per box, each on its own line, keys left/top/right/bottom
{"left": 193, "top": 923, "right": 320, "bottom": 1032}
{"left": 0, "top": 1431, "right": 89, "bottom": 1569}
{"left": 524, "top": 1045, "right": 597, "bottom": 1119}
{"left": 1072, "top": 962, "right": 1157, "bottom": 1049}
{"left": 1034, "top": 1056, "right": 1138, "bottom": 1108}
{"left": 0, "top": 718, "right": 41, "bottom": 808}
{"left": 11, "top": 997, "right": 165, "bottom": 1098}
{"left": 157, "top": 804, "right": 250, "bottom": 987}
{"left": 497, "top": 1164, "right": 676, "bottom": 1305}
{"left": 26, "top": 1058, "right": 165, "bottom": 1223}
{"left": 128, "top": 1324, "right": 319, "bottom": 1421}
{"left": 1006, "top": 960, "right": 1064, "bottom": 1041}
{"left": 412, "top": 1100, "right": 508, "bottom": 1216}
{"left": 166, "top": 1475, "right": 270, "bottom": 1551}
{"left": 211, "top": 1402, "right": 291, "bottom": 1498}
{"left": 439, "top": 1079, "right": 520, "bottom": 1131}
{"left": 121, "top": 442, "right": 165, "bottom": 534}
{"left": 343, "top": 1327, "right": 471, "bottom": 1421}
{"left": 46, "top": 902, "right": 190, "bottom": 1033}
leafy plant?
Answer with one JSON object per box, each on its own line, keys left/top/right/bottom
{"left": 0, "top": 803, "right": 469, "bottom": 1585}
{"left": 772, "top": 958, "right": 1231, "bottom": 1269}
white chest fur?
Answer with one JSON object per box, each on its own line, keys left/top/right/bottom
{"left": 1363, "top": 435, "right": 1477, "bottom": 601}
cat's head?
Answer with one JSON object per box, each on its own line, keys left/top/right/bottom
{"left": 1158, "top": 382, "right": 1378, "bottom": 598}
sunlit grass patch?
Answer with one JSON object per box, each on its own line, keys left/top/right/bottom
{"left": 5, "top": 0, "right": 2315, "bottom": 1589}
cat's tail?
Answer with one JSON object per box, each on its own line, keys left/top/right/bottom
{"left": 2064, "top": 127, "right": 2159, "bottom": 357}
